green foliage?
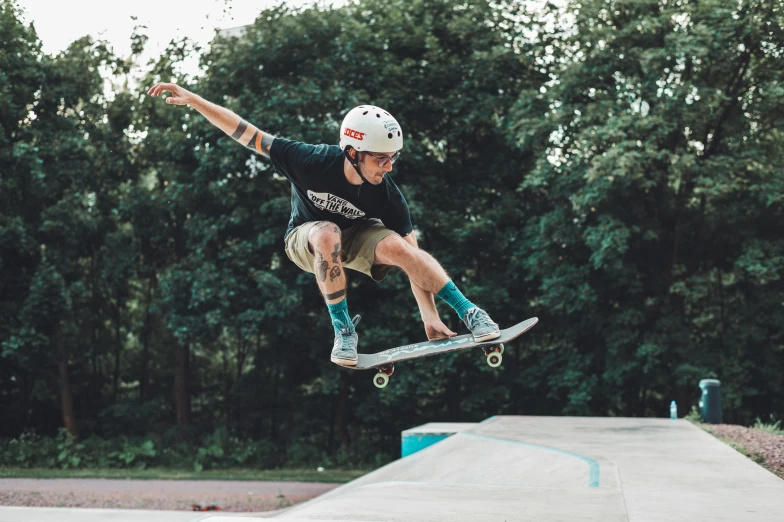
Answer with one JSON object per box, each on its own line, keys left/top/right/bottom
{"left": 685, "top": 405, "right": 702, "bottom": 423}
{"left": 0, "top": 0, "right": 782, "bottom": 468}
{"left": 108, "top": 439, "right": 156, "bottom": 468}
{"left": 752, "top": 416, "right": 783, "bottom": 435}
{"left": 0, "top": 430, "right": 280, "bottom": 471}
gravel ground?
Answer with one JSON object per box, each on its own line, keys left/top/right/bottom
{"left": 700, "top": 423, "right": 784, "bottom": 478}
{"left": 0, "top": 478, "right": 339, "bottom": 512}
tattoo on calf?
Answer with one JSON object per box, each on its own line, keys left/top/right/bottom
{"left": 316, "top": 252, "right": 328, "bottom": 282}
{"left": 329, "top": 265, "right": 341, "bottom": 282}
{"left": 331, "top": 243, "right": 341, "bottom": 264}
{"left": 324, "top": 289, "right": 346, "bottom": 300}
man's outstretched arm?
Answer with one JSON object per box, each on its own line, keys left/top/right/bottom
{"left": 147, "top": 83, "right": 274, "bottom": 157}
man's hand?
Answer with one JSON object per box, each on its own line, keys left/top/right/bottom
{"left": 146, "top": 83, "right": 273, "bottom": 157}
{"left": 147, "top": 83, "right": 198, "bottom": 106}
{"left": 424, "top": 318, "right": 457, "bottom": 341}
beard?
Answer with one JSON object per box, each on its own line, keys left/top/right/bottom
{"left": 359, "top": 163, "right": 386, "bottom": 185}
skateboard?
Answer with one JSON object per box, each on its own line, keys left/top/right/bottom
{"left": 346, "top": 317, "right": 538, "bottom": 388}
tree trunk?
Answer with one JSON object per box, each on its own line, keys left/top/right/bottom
{"left": 335, "top": 373, "right": 351, "bottom": 449}
{"left": 223, "top": 339, "right": 231, "bottom": 424}
{"left": 91, "top": 249, "right": 99, "bottom": 401}
{"left": 112, "top": 290, "right": 122, "bottom": 402}
{"left": 55, "top": 325, "right": 79, "bottom": 438}
{"left": 173, "top": 341, "right": 191, "bottom": 426}
{"left": 271, "top": 365, "right": 280, "bottom": 438}
{"left": 140, "top": 276, "right": 154, "bottom": 403}
{"left": 638, "top": 381, "right": 647, "bottom": 417}
{"left": 446, "top": 371, "right": 461, "bottom": 420}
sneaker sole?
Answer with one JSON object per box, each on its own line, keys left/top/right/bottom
{"left": 331, "top": 355, "right": 358, "bottom": 367}
{"left": 473, "top": 330, "right": 501, "bottom": 343}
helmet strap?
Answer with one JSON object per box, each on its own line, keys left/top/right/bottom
{"left": 344, "top": 147, "right": 371, "bottom": 185}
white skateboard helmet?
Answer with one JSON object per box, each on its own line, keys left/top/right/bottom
{"left": 339, "top": 105, "right": 403, "bottom": 153}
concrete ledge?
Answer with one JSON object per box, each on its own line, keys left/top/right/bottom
{"left": 401, "top": 422, "right": 478, "bottom": 457}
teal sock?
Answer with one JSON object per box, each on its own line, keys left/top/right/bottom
{"left": 436, "top": 281, "right": 476, "bottom": 320}
{"left": 328, "top": 299, "right": 353, "bottom": 334}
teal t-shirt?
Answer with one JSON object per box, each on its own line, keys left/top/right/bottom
{"left": 269, "top": 138, "right": 413, "bottom": 240}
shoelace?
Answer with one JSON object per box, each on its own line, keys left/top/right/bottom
{"left": 335, "top": 315, "right": 361, "bottom": 352}
{"left": 465, "top": 309, "right": 497, "bottom": 330}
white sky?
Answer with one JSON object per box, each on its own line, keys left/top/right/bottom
{"left": 14, "top": 0, "right": 561, "bottom": 88}
{"left": 15, "top": 0, "right": 324, "bottom": 77}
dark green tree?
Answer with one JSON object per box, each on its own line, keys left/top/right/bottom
{"left": 511, "top": 0, "right": 784, "bottom": 421}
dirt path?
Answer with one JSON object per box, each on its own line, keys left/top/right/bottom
{"left": 0, "top": 478, "right": 340, "bottom": 512}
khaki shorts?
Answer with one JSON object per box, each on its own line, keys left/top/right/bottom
{"left": 284, "top": 218, "right": 398, "bottom": 282}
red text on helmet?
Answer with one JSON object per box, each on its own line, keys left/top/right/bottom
{"left": 344, "top": 128, "right": 365, "bottom": 140}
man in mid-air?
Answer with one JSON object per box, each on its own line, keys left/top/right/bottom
{"left": 148, "top": 83, "right": 500, "bottom": 366}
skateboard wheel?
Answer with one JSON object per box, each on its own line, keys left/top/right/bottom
{"left": 380, "top": 364, "right": 395, "bottom": 376}
{"left": 486, "top": 352, "right": 502, "bottom": 368}
{"left": 498, "top": 343, "right": 504, "bottom": 355}
{"left": 373, "top": 372, "right": 390, "bottom": 389}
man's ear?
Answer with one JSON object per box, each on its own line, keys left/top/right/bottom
{"left": 349, "top": 148, "right": 356, "bottom": 159}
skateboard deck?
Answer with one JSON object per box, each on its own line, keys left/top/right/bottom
{"left": 347, "top": 317, "right": 538, "bottom": 388}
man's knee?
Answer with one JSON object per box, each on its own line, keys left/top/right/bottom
{"left": 308, "top": 221, "right": 341, "bottom": 253}
{"left": 375, "top": 234, "right": 412, "bottom": 266}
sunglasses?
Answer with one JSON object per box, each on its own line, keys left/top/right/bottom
{"left": 366, "top": 151, "right": 402, "bottom": 167}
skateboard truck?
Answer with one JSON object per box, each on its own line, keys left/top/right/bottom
{"left": 482, "top": 343, "right": 504, "bottom": 368}
{"left": 373, "top": 364, "right": 395, "bottom": 389}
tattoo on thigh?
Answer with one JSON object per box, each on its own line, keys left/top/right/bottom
{"left": 313, "top": 222, "right": 332, "bottom": 233}
{"left": 323, "top": 289, "right": 346, "bottom": 300}
{"left": 334, "top": 226, "right": 340, "bottom": 235}
{"left": 331, "top": 243, "right": 341, "bottom": 264}
{"left": 329, "top": 265, "right": 341, "bottom": 282}
{"left": 316, "top": 252, "right": 328, "bottom": 282}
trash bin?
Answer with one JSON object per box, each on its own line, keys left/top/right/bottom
{"left": 698, "top": 379, "right": 723, "bottom": 424}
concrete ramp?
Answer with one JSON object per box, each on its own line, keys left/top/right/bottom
{"left": 273, "top": 482, "right": 626, "bottom": 521}
{"left": 265, "top": 416, "right": 784, "bottom": 522}
{"left": 350, "top": 430, "right": 612, "bottom": 489}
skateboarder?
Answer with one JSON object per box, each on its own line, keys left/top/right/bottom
{"left": 147, "top": 83, "right": 501, "bottom": 366}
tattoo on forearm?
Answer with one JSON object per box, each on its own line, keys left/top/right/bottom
{"left": 324, "top": 289, "right": 346, "bottom": 300}
{"left": 316, "top": 252, "right": 328, "bottom": 282}
{"left": 331, "top": 243, "right": 341, "bottom": 264}
{"left": 231, "top": 120, "right": 248, "bottom": 139}
{"left": 329, "top": 266, "right": 341, "bottom": 282}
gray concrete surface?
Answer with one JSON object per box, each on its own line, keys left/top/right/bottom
{"left": 2, "top": 416, "right": 783, "bottom": 521}
{"left": 0, "top": 506, "right": 199, "bottom": 522}
{"left": 271, "top": 416, "right": 784, "bottom": 521}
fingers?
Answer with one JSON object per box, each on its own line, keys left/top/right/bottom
{"left": 437, "top": 324, "right": 457, "bottom": 337}
{"left": 147, "top": 82, "right": 178, "bottom": 97}
{"left": 147, "top": 83, "right": 190, "bottom": 106}
{"left": 426, "top": 323, "right": 457, "bottom": 341}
